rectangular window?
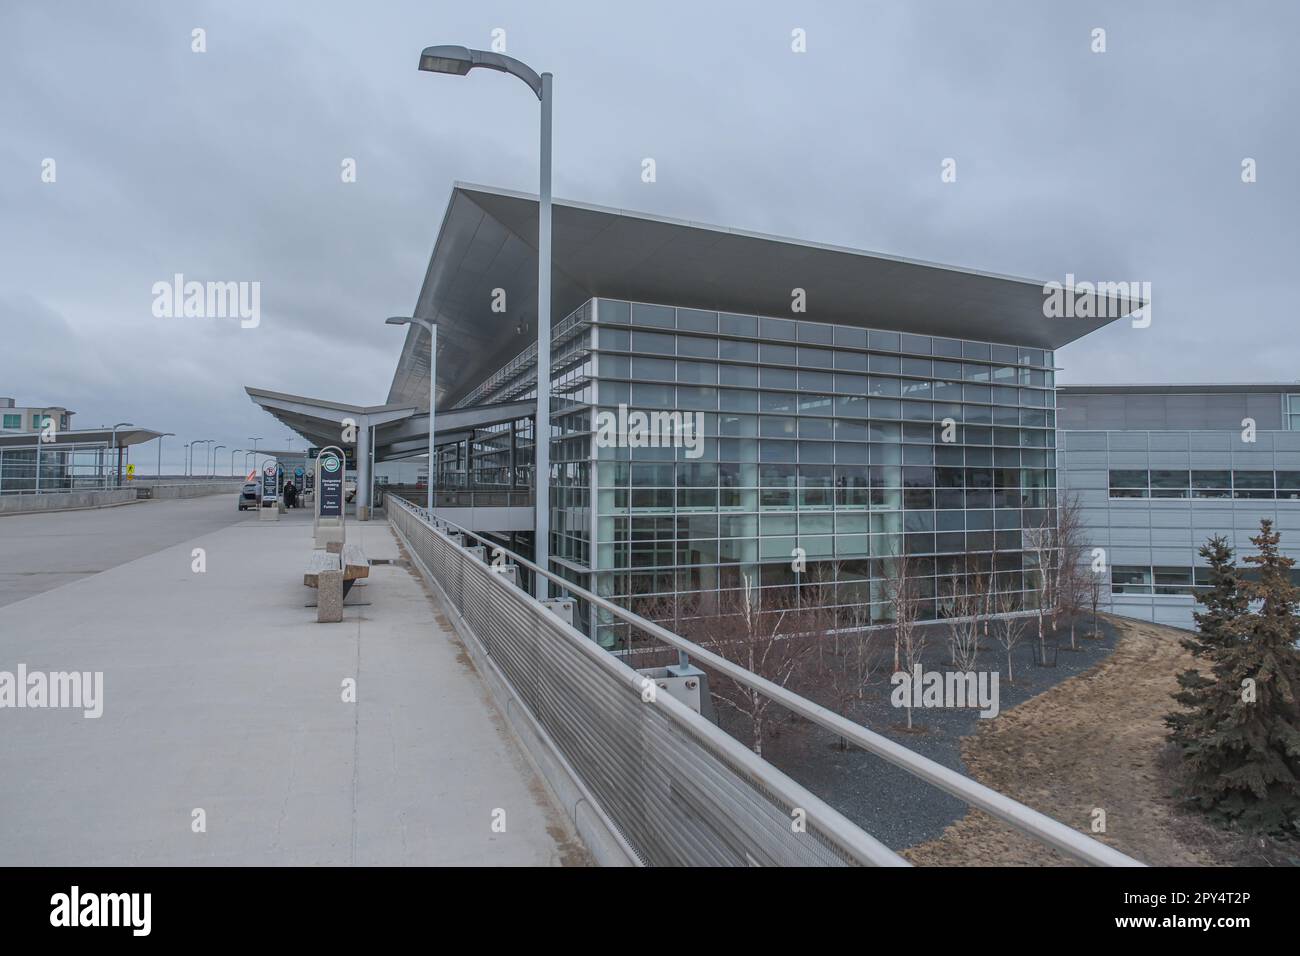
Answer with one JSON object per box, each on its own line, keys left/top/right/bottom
{"left": 1112, "top": 566, "right": 1152, "bottom": 594}
{"left": 1277, "top": 471, "right": 1300, "bottom": 500}
{"left": 1109, "top": 469, "right": 1149, "bottom": 497}
{"left": 2, "top": 414, "right": 19, "bottom": 429}
{"left": 1233, "top": 470, "right": 1274, "bottom": 499}
{"left": 1150, "top": 469, "right": 1190, "bottom": 498}
{"left": 1191, "top": 470, "right": 1231, "bottom": 498}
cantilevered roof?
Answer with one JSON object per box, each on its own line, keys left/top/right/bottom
{"left": 245, "top": 386, "right": 534, "bottom": 462}
{"left": 0, "top": 427, "right": 163, "bottom": 449}
{"left": 388, "top": 182, "right": 1143, "bottom": 411}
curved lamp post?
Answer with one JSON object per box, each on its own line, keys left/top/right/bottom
{"left": 108, "top": 422, "right": 132, "bottom": 487}
{"left": 231, "top": 448, "right": 244, "bottom": 477}
{"left": 386, "top": 316, "right": 437, "bottom": 514}
{"left": 190, "top": 440, "right": 212, "bottom": 480}
{"left": 156, "top": 432, "right": 175, "bottom": 477}
{"left": 210, "top": 445, "right": 225, "bottom": 479}
{"left": 419, "top": 43, "right": 552, "bottom": 599}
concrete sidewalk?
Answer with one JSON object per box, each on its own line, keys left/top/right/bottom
{"left": 0, "top": 505, "right": 586, "bottom": 865}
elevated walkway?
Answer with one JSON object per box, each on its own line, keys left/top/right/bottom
{"left": 0, "top": 498, "right": 584, "bottom": 865}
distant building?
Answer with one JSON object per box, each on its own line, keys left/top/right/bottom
{"left": 0, "top": 397, "right": 74, "bottom": 434}
{"left": 1058, "top": 384, "right": 1300, "bottom": 630}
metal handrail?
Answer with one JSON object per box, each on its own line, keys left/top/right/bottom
{"left": 393, "top": 494, "right": 1143, "bottom": 867}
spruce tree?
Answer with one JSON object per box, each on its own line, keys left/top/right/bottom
{"left": 1166, "top": 536, "right": 1246, "bottom": 751}
{"left": 1168, "top": 520, "right": 1300, "bottom": 834}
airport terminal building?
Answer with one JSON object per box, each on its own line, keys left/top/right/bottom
{"left": 250, "top": 183, "right": 1298, "bottom": 640}
{"left": 1058, "top": 384, "right": 1300, "bottom": 630}
{"left": 371, "top": 184, "right": 1137, "bottom": 642}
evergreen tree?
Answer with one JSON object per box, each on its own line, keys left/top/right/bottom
{"left": 1167, "top": 520, "right": 1300, "bottom": 834}
{"left": 1166, "top": 536, "right": 1247, "bottom": 750}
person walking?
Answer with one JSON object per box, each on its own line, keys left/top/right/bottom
{"left": 283, "top": 479, "right": 298, "bottom": 509}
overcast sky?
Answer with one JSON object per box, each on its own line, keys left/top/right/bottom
{"left": 2, "top": 0, "right": 1296, "bottom": 471}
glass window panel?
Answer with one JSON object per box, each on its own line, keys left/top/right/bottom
{"left": 834, "top": 326, "right": 868, "bottom": 347}
{"left": 633, "top": 303, "right": 675, "bottom": 328}
{"left": 760, "top": 343, "right": 797, "bottom": 365}
{"left": 799, "top": 394, "right": 834, "bottom": 416}
{"left": 600, "top": 354, "right": 631, "bottom": 377}
{"left": 797, "top": 322, "right": 834, "bottom": 344}
{"left": 719, "top": 389, "right": 758, "bottom": 412}
{"left": 677, "top": 308, "right": 717, "bottom": 333}
{"left": 799, "top": 370, "right": 834, "bottom": 391}
{"left": 632, "top": 356, "right": 674, "bottom": 380}
{"left": 677, "top": 336, "right": 717, "bottom": 359}
{"left": 798, "top": 347, "right": 834, "bottom": 368}
{"left": 1150, "top": 469, "right": 1190, "bottom": 490}
{"left": 676, "top": 361, "right": 717, "bottom": 382}
{"left": 835, "top": 373, "right": 869, "bottom": 394}
{"left": 760, "top": 367, "right": 797, "bottom": 388}
{"left": 869, "top": 353, "right": 900, "bottom": 373}
{"left": 719, "top": 365, "right": 759, "bottom": 387}
{"left": 719, "top": 313, "right": 757, "bottom": 337}
{"left": 760, "top": 440, "right": 797, "bottom": 462}
{"left": 798, "top": 417, "right": 833, "bottom": 439}
{"left": 760, "top": 316, "right": 797, "bottom": 341}
{"left": 719, "top": 338, "right": 758, "bottom": 361}
{"left": 898, "top": 333, "right": 931, "bottom": 355}
{"left": 761, "top": 416, "right": 797, "bottom": 438}
{"left": 963, "top": 341, "right": 992, "bottom": 360}
{"left": 760, "top": 391, "right": 796, "bottom": 413}
{"left": 932, "top": 337, "right": 962, "bottom": 358}
{"left": 835, "top": 420, "right": 867, "bottom": 441}
{"left": 834, "top": 350, "right": 868, "bottom": 371}
{"left": 868, "top": 376, "right": 901, "bottom": 397}
{"left": 632, "top": 330, "right": 675, "bottom": 354}
{"left": 834, "top": 395, "right": 870, "bottom": 418}
{"left": 631, "top": 383, "right": 673, "bottom": 406}
{"left": 868, "top": 330, "right": 900, "bottom": 351}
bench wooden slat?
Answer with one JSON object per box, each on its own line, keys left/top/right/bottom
{"left": 304, "top": 549, "right": 341, "bottom": 588}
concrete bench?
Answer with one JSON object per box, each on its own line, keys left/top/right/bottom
{"left": 304, "top": 545, "right": 369, "bottom": 623}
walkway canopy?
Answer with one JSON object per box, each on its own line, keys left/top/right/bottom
{"left": 244, "top": 387, "right": 535, "bottom": 462}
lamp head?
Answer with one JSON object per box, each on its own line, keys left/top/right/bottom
{"left": 419, "top": 45, "right": 474, "bottom": 75}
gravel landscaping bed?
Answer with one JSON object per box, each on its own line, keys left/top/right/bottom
{"left": 713, "top": 614, "right": 1124, "bottom": 852}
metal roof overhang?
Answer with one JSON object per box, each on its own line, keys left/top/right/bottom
{"left": 245, "top": 387, "right": 534, "bottom": 462}
{"left": 0, "top": 427, "right": 164, "bottom": 449}
{"left": 387, "top": 182, "right": 1144, "bottom": 410}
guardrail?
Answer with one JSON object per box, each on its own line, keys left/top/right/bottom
{"left": 385, "top": 486, "right": 533, "bottom": 509}
{"left": 388, "top": 495, "right": 1142, "bottom": 868}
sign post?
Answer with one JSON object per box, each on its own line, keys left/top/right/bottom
{"left": 258, "top": 459, "right": 280, "bottom": 522}
{"left": 313, "top": 445, "right": 346, "bottom": 549}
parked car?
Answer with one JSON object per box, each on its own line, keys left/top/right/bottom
{"left": 238, "top": 482, "right": 259, "bottom": 511}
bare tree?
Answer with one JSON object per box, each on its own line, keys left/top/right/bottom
{"left": 1022, "top": 512, "right": 1055, "bottom": 658}
{"left": 943, "top": 573, "right": 981, "bottom": 672}
{"left": 991, "top": 587, "right": 1029, "bottom": 684}
{"left": 816, "top": 599, "right": 882, "bottom": 748}
{"left": 1088, "top": 573, "right": 1104, "bottom": 639}
{"left": 885, "top": 553, "right": 926, "bottom": 730}
{"left": 1054, "top": 494, "right": 1089, "bottom": 650}
{"left": 696, "top": 576, "right": 815, "bottom": 758}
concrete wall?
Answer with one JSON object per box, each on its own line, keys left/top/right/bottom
{"left": 0, "top": 481, "right": 241, "bottom": 516}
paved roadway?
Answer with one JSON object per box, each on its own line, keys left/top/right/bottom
{"left": 0, "top": 495, "right": 250, "bottom": 608}
{"left": 0, "top": 498, "right": 586, "bottom": 865}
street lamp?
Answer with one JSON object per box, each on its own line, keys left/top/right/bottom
{"left": 231, "top": 448, "right": 244, "bottom": 476}
{"left": 419, "top": 43, "right": 553, "bottom": 599}
{"left": 210, "top": 445, "right": 225, "bottom": 479}
{"left": 156, "top": 432, "right": 175, "bottom": 478}
{"left": 190, "top": 439, "right": 212, "bottom": 479}
{"left": 108, "top": 422, "right": 132, "bottom": 487}
{"left": 183, "top": 442, "right": 191, "bottom": 477}
{"left": 387, "top": 316, "right": 437, "bottom": 514}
